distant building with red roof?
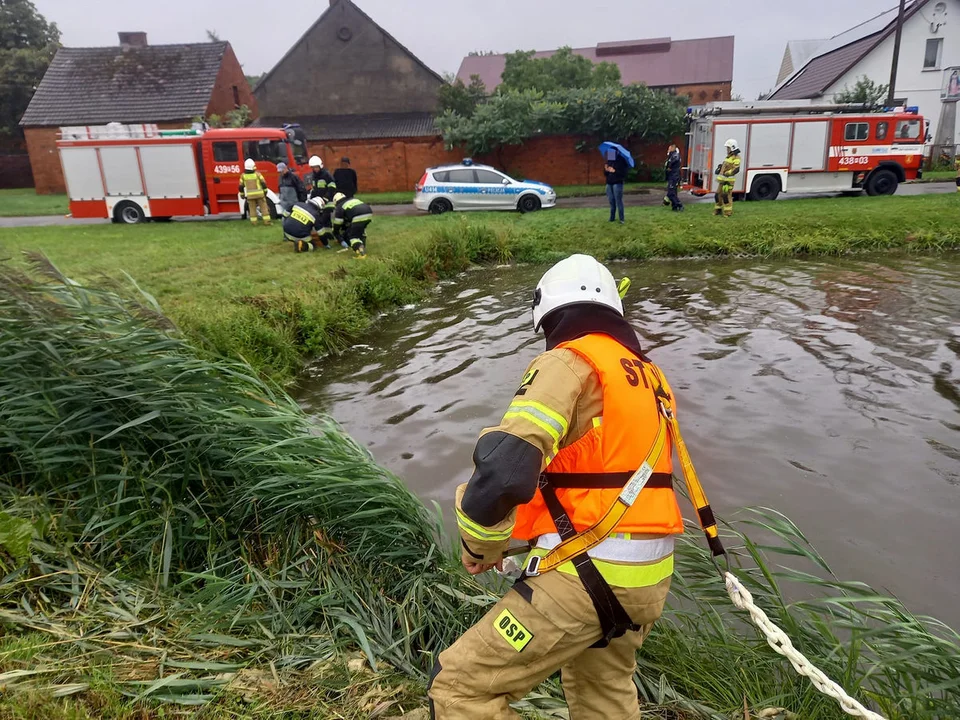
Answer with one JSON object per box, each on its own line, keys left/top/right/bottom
{"left": 456, "top": 36, "right": 734, "bottom": 103}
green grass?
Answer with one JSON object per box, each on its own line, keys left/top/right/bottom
{"left": 912, "top": 169, "right": 957, "bottom": 183}
{"left": 0, "top": 188, "right": 68, "bottom": 217}
{"left": 2, "top": 193, "right": 958, "bottom": 383}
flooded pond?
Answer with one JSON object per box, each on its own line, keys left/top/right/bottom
{"left": 298, "top": 254, "right": 960, "bottom": 628}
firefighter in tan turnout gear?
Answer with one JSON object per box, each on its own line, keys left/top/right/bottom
{"left": 240, "top": 159, "right": 271, "bottom": 226}
{"left": 714, "top": 138, "right": 741, "bottom": 217}
{"left": 428, "top": 255, "right": 686, "bottom": 720}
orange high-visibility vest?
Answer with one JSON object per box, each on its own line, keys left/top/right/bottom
{"left": 512, "top": 333, "right": 684, "bottom": 541}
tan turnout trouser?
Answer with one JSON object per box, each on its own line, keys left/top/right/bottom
{"left": 246, "top": 196, "right": 271, "bottom": 225}
{"left": 715, "top": 183, "right": 734, "bottom": 216}
{"left": 428, "top": 569, "right": 671, "bottom": 720}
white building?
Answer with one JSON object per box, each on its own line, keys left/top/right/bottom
{"left": 771, "top": 0, "right": 960, "bottom": 151}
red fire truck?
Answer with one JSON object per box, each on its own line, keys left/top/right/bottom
{"left": 56, "top": 123, "right": 312, "bottom": 223}
{"left": 684, "top": 101, "right": 927, "bottom": 200}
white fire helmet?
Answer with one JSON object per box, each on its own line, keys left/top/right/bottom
{"left": 308, "top": 197, "right": 325, "bottom": 211}
{"left": 244, "top": 158, "right": 256, "bottom": 171}
{"left": 309, "top": 155, "right": 324, "bottom": 169}
{"left": 332, "top": 192, "right": 346, "bottom": 204}
{"left": 532, "top": 254, "right": 623, "bottom": 332}
{"left": 724, "top": 138, "right": 739, "bottom": 152}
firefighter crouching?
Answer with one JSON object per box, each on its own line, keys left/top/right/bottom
{"left": 428, "top": 254, "right": 682, "bottom": 719}
{"left": 306, "top": 155, "right": 337, "bottom": 202}
{"left": 282, "top": 197, "right": 328, "bottom": 253}
{"left": 714, "top": 138, "right": 741, "bottom": 217}
{"left": 332, "top": 193, "right": 373, "bottom": 258}
{"left": 240, "top": 159, "right": 272, "bottom": 226}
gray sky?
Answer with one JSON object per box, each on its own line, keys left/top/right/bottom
{"left": 33, "top": 0, "right": 894, "bottom": 100}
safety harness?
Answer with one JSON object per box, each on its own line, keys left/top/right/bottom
{"left": 523, "top": 362, "right": 725, "bottom": 647}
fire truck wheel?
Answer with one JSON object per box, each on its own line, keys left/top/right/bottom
{"left": 114, "top": 201, "right": 146, "bottom": 225}
{"left": 746, "top": 175, "right": 781, "bottom": 201}
{"left": 865, "top": 168, "right": 899, "bottom": 196}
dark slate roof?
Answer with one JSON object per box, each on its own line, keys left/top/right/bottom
{"left": 770, "top": 1, "right": 928, "bottom": 100}
{"left": 20, "top": 42, "right": 229, "bottom": 126}
{"left": 457, "top": 36, "right": 734, "bottom": 91}
{"left": 770, "top": 34, "right": 880, "bottom": 100}
{"left": 256, "top": 113, "right": 438, "bottom": 141}
{"left": 253, "top": 0, "right": 443, "bottom": 94}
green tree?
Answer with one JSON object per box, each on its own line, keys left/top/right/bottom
{"left": 834, "top": 76, "right": 888, "bottom": 104}
{"left": 437, "top": 73, "right": 487, "bottom": 118}
{"left": 436, "top": 85, "right": 684, "bottom": 158}
{"left": 499, "top": 46, "right": 621, "bottom": 92}
{"left": 0, "top": 0, "right": 61, "bottom": 135}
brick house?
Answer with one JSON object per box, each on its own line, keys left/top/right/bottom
{"left": 457, "top": 36, "right": 735, "bottom": 104}
{"left": 20, "top": 33, "right": 257, "bottom": 194}
{"left": 253, "top": 0, "right": 449, "bottom": 193}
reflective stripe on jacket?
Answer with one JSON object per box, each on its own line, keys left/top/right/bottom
{"left": 512, "top": 333, "right": 684, "bottom": 541}
{"left": 240, "top": 172, "right": 267, "bottom": 199}
{"left": 717, "top": 155, "right": 741, "bottom": 185}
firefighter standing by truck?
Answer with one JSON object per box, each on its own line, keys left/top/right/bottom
{"left": 306, "top": 156, "right": 337, "bottom": 202}
{"left": 332, "top": 193, "right": 373, "bottom": 258}
{"left": 240, "top": 159, "right": 271, "bottom": 226}
{"left": 428, "top": 254, "right": 685, "bottom": 719}
{"left": 714, "top": 139, "right": 741, "bottom": 217}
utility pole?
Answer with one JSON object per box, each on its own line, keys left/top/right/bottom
{"left": 886, "top": 0, "right": 907, "bottom": 106}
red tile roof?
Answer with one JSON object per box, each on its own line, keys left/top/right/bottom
{"left": 456, "top": 36, "right": 734, "bottom": 91}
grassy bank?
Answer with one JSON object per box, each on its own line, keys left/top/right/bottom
{"left": 2, "top": 194, "right": 959, "bottom": 382}
{"left": 0, "top": 188, "right": 68, "bottom": 217}
{"left": 1, "top": 267, "right": 958, "bottom": 719}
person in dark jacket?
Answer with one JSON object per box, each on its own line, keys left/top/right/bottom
{"left": 277, "top": 163, "right": 306, "bottom": 216}
{"left": 604, "top": 149, "right": 629, "bottom": 223}
{"left": 333, "top": 157, "right": 358, "bottom": 198}
{"left": 665, "top": 144, "right": 684, "bottom": 212}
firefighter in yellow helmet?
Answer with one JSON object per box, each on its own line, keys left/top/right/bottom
{"left": 714, "top": 139, "right": 741, "bottom": 217}
{"left": 428, "top": 255, "right": 683, "bottom": 720}
{"left": 239, "top": 159, "right": 271, "bottom": 226}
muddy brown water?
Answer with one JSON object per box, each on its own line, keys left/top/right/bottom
{"left": 297, "top": 255, "right": 960, "bottom": 628}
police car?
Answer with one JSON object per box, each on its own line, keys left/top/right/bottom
{"left": 414, "top": 160, "right": 557, "bottom": 214}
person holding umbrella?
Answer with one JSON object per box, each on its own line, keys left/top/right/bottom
{"left": 600, "top": 142, "right": 633, "bottom": 224}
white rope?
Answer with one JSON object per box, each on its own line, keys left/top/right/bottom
{"left": 724, "top": 571, "right": 887, "bottom": 720}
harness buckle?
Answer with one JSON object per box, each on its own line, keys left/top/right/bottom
{"left": 524, "top": 554, "right": 542, "bottom": 577}
{"left": 658, "top": 399, "right": 674, "bottom": 420}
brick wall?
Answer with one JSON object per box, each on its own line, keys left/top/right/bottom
{"left": 310, "top": 134, "right": 677, "bottom": 193}
{"left": 25, "top": 121, "right": 188, "bottom": 195}
{"left": 207, "top": 44, "right": 259, "bottom": 119}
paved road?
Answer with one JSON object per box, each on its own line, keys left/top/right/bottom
{"left": 0, "top": 182, "right": 954, "bottom": 229}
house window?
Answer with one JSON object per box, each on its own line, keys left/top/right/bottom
{"left": 844, "top": 122, "right": 869, "bottom": 141}
{"left": 924, "top": 38, "right": 943, "bottom": 70}
{"left": 876, "top": 121, "right": 889, "bottom": 141}
{"left": 232, "top": 85, "right": 241, "bottom": 107}
{"left": 213, "top": 141, "right": 239, "bottom": 162}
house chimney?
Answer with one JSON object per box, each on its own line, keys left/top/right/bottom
{"left": 118, "top": 32, "right": 148, "bottom": 48}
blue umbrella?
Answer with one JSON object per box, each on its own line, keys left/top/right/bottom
{"left": 599, "top": 141, "right": 635, "bottom": 168}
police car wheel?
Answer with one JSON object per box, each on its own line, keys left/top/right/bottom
{"left": 429, "top": 198, "right": 453, "bottom": 215}
{"left": 267, "top": 200, "right": 279, "bottom": 219}
{"left": 518, "top": 195, "right": 541, "bottom": 213}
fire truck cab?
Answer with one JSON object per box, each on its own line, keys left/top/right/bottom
{"left": 57, "top": 123, "right": 311, "bottom": 223}
{"left": 684, "top": 101, "right": 926, "bottom": 201}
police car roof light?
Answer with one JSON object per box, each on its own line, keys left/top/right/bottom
{"left": 462, "top": 158, "right": 474, "bottom": 166}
